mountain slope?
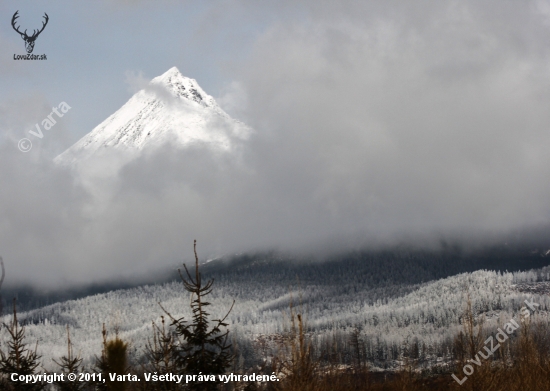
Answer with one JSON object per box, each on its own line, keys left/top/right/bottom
{"left": 55, "top": 67, "right": 250, "bottom": 166}
{"left": 4, "top": 257, "right": 549, "bottom": 370}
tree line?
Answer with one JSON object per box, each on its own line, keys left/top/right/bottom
{"left": 0, "top": 247, "right": 550, "bottom": 390}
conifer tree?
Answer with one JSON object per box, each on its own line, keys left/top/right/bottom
{"left": 143, "top": 316, "right": 178, "bottom": 391}
{"left": 92, "top": 323, "right": 110, "bottom": 391}
{"left": 94, "top": 324, "right": 130, "bottom": 391}
{"left": 0, "top": 299, "right": 44, "bottom": 391}
{"left": 105, "top": 337, "right": 129, "bottom": 391}
{"left": 162, "top": 240, "right": 234, "bottom": 391}
{"left": 54, "top": 326, "right": 85, "bottom": 391}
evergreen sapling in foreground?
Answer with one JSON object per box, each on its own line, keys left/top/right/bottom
{"left": 162, "top": 240, "right": 234, "bottom": 391}
{"left": 0, "top": 299, "right": 44, "bottom": 391}
{"left": 53, "top": 326, "right": 85, "bottom": 391}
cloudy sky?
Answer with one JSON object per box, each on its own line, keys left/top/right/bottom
{"left": 1, "top": 0, "right": 550, "bottom": 286}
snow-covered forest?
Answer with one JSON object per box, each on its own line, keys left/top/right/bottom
{"left": 2, "top": 248, "right": 549, "bottom": 372}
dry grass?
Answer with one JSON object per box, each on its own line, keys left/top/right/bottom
{"left": 265, "top": 293, "right": 550, "bottom": 391}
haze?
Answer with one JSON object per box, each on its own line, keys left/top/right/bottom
{"left": 1, "top": 0, "right": 550, "bottom": 286}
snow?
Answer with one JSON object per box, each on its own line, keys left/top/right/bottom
{"left": 3, "top": 267, "right": 549, "bottom": 370}
{"left": 54, "top": 67, "right": 251, "bottom": 167}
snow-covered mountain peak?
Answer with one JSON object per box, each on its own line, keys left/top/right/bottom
{"left": 55, "top": 67, "right": 251, "bottom": 168}
{"left": 150, "top": 67, "right": 216, "bottom": 108}
{"left": 154, "top": 65, "right": 181, "bottom": 80}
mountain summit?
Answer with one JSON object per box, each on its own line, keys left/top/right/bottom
{"left": 55, "top": 67, "right": 250, "bottom": 166}
{"left": 152, "top": 66, "right": 218, "bottom": 108}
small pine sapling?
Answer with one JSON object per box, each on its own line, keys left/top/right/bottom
{"left": 162, "top": 240, "right": 234, "bottom": 391}
{"left": 0, "top": 299, "right": 44, "bottom": 391}
{"left": 54, "top": 326, "right": 85, "bottom": 391}
{"left": 143, "top": 316, "right": 179, "bottom": 391}
{"left": 94, "top": 324, "right": 130, "bottom": 391}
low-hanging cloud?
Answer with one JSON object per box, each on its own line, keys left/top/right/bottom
{"left": 2, "top": 0, "right": 550, "bottom": 287}
{"left": 237, "top": 0, "right": 550, "bottom": 237}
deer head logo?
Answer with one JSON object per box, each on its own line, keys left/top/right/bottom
{"left": 11, "top": 11, "right": 49, "bottom": 54}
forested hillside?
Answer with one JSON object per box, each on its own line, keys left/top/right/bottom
{"left": 2, "top": 248, "right": 549, "bottom": 372}
{"left": 4, "top": 242, "right": 550, "bottom": 312}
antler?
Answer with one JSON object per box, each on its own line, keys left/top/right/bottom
{"left": 11, "top": 11, "right": 24, "bottom": 36}
{"left": 11, "top": 11, "right": 49, "bottom": 39}
{"left": 30, "top": 13, "right": 49, "bottom": 39}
